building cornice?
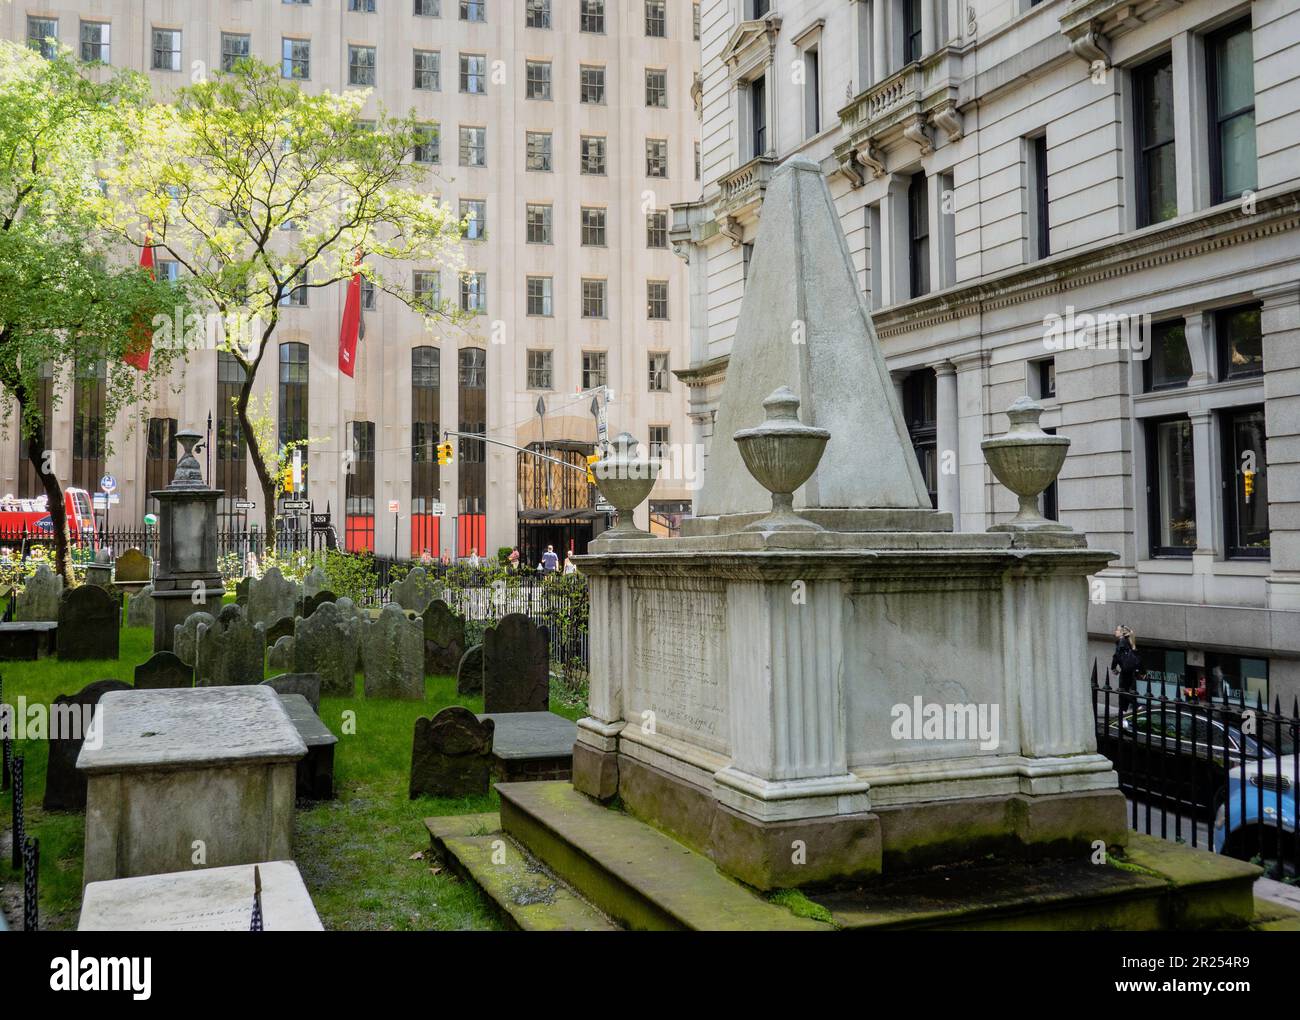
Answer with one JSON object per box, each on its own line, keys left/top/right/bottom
{"left": 673, "top": 354, "right": 729, "bottom": 387}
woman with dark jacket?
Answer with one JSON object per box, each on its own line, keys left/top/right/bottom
{"left": 1110, "top": 625, "right": 1140, "bottom": 713}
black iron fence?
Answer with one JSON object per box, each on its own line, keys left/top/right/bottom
{"left": 0, "top": 523, "right": 336, "bottom": 564}
{"left": 1092, "top": 662, "right": 1299, "bottom": 879}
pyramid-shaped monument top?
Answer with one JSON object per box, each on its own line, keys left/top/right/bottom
{"left": 695, "top": 157, "right": 930, "bottom": 518}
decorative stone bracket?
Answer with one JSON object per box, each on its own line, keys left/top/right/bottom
{"left": 1059, "top": 0, "right": 1175, "bottom": 71}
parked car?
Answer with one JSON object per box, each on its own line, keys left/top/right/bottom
{"left": 1214, "top": 754, "right": 1297, "bottom": 871}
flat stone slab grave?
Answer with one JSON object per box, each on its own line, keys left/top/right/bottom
{"left": 477, "top": 711, "right": 576, "bottom": 782}
{"left": 0, "top": 621, "right": 56, "bottom": 660}
{"left": 278, "top": 693, "right": 338, "bottom": 800}
{"left": 77, "top": 686, "right": 306, "bottom": 884}
{"left": 79, "top": 860, "right": 323, "bottom": 931}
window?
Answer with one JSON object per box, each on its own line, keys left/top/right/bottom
{"left": 908, "top": 172, "right": 930, "bottom": 298}
{"left": 526, "top": 204, "right": 553, "bottom": 244}
{"left": 581, "top": 0, "right": 606, "bottom": 33}
{"left": 1222, "top": 406, "right": 1269, "bottom": 558}
{"left": 694, "top": 4, "right": 701, "bottom": 41}
{"left": 525, "top": 60, "right": 552, "bottom": 99}
{"left": 283, "top": 38, "right": 311, "bottom": 79}
{"left": 526, "top": 131, "right": 553, "bottom": 171}
{"left": 349, "top": 45, "right": 376, "bottom": 86}
{"left": 580, "top": 65, "right": 606, "bottom": 104}
{"left": 457, "top": 347, "right": 487, "bottom": 544}
{"left": 646, "top": 138, "right": 668, "bottom": 178}
{"left": 280, "top": 270, "right": 309, "bottom": 306}
{"left": 1216, "top": 304, "right": 1263, "bottom": 380}
{"left": 645, "top": 0, "right": 666, "bottom": 38}
{"left": 1147, "top": 416, "right": 1196, "bottom": 556}
{"left": 751, "top": 0, "right": 771, "bottom": 17}
{"left": 413, "top": 270, "right": 439, "bottom": 309}
{"left": 582, "top": 207, "right": 607, "bottom": 246}
{"left": 583, "top": 351, "right": 608, "bottom": 389}
{"left": 582, "top": 279, "right": 607, "bottom": 318}
{"left": 221, "top": 33, "right": 251, "bottom": 72}
{"left": 460, "top": 272, "right": 487, "bottom": 313}
{"left": 742, "top": 241, "right": 754, "bottom": 280}
{"left": 414, "top": 50, "right": 441, "bottom": 90}
{"left": 152, "top": 29, "right": 182, "bottom": 71}
{"left": 646, "top": 210, "right": 668, "bottom": 248}
{"left": 526, "top": 276, "right": 553, "bottom": 316}
{"left": 283, "top": 0, "right": 311, "bottom": 5}
{"left": 695, "top": 141, "right": 701, "bottom": 180}
{"left": 459, "top": 346, "right": 486, "bottom": 386}
{"left": 80, "top": 21, "right": 110, "bottom": 64}
{"left": 414, "top": 0, "right": 441, "bottom": 16}
{"left": 460, "top": 198, "right": 486, "bottom": 240}
{"left": 645, "top": 68, "right": 668, "bottom": 108}
{"left": 903, "top": 0, "right": 922, "bottom": 64}
{"left": 346, "top": 421, "right": 376, "bottom": 552}
{"left": 144, "top": 419, "right": 178, "bottom": 513}
{"left": 1035, "top": 358, "right": 1056, "bottom": 400}
{"left": 526, "top": 0, "right": 551, "bottom": 29}
{"left": 72, "top": 360, "right": 107, "bottom": 492}
{"left": 1134, "top": 53, "right": 1177, "bottom": 227}
{"left": 460, "top": 0, "right": 486, "bottom": 22}
{"left": 1030, "top": 134, "right": 1050, "bottom": 259}
{"left": 803, "top": 46, "right": 820, "bottom": 137}
{"left": 1041, "top": 426, "right": 1059, "bottom": 522}
{"left": 460, "top": 53, "right": 487, "bottom": 93}
{"left": 459, "top": 125, "right": 487, "bottom": 166}
{"left": 527, "top": 349, "right": 553, "bottom": 389}
{"left": 581, "top": 136, "right": 607, "bottom": 175}
{"left": 1144, "top": 320, "right": 1192, "bottom": 391}
{"left": 216, "top": 353, "right": 247, "bottom": 500}
{"left": 414, "top": 122, "right": 440, "bottom": 163}
{"left": 649, "top": 425, "right": 670, "bottom": 461}
{"left": 278, "top": 343, "right": 309, "bottom": 454}
{"left": 157, "top": 260, "right": 181, "bottom": 282}
{"left": 648, "top": 352, "right": 670, "bottom": 392}
{"left": 903, "top": 370, "right": 937, "bottom": 508}
{"left": 17, "top": 361, "right": 53, "bottom": 498}
{"left": 1208, "top": 19, "right": 1256, "bottom": 203}
{"left": 647, "top": 280, "right": 669, "bottom": 320}
{"left": 749, "top": 75, "right": 767, "bottom": 158}
{"left": 26, "top": 17, "right": 58, "bottom": 60}
{"left": 348, "top": 0, "right": 377, "bottom": 10}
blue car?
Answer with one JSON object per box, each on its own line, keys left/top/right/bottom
{"left": 1214, "top": 753, "right": 1297, "bottom": 866}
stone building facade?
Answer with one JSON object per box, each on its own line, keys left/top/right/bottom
{"left": 671, "top": 0, "right": 1300, "bottom": 700}
{"left": 2, "top": 0, "right": 701, "bottom": 562}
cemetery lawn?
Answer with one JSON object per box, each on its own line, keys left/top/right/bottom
{"left": 1, "top": 617, "right": 586, "bottom": 931}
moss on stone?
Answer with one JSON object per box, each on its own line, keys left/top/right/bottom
{"left": 770, "top": 889, "right": 835, "bottom": 925}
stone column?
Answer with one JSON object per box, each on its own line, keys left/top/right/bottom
{"left": 881, "top": 174, "right": 910, "bottom": 306}
{"left": 921, "top": 0, "right": 937, "bottom": 59}
{"left": 872, "top": 0, "right": 888, "bottom": 83}
{"left": 951, "top": 351, "right": 989, "bottom": 533}
{"left": 1260, "top": 284, "right": 1300, "bottom": 609}
{"left": 1189, "top": 408, "right": 1222, "bottom": 593}
{"left": 933, "top": 362, "right": 960, "bottom": 521}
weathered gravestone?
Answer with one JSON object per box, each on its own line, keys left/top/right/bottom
{"left": 268, "top": 634, "right": 295, "bottom": 671}
{"left": 422, "top": 599, "right": 466, "bottom": 675}
{"left": 16, "top": 563, "right": 62, "bottom": 621}
{"left": 114, "top": 549, "right": 152, "bottom": 589}
{"left": 361, "top": 604, "right": 424, "bottom": 700}
{"left": 43, "top": 679, "right": 132, "bottom": 811}
{"left": 57, "top": 585, "right": 120, "bottom": 661}
{"left": 126, "top": 584, "right": 155, "bottom": 627}
{"left": 266, "top": 616, "right": 296, "bottom": 646}
{"left": 303, "top": 590, "right": 337, "bottom": 619}
{"left": 134, "top": 650, "right": 193, "bottom": 690}
{"left": 278, "top": 693, "right": 338, "bottom": 799}
{"left": 247, "top": 566, "right": 298, "bottom": 628}
{"left": 390, "top": 566, "right": 438, "bottom": 612}
{"left": 173, "top": 611, "right": 214, "bottom": 667}
{"left": 457, "top": 643, "right": 484, "bottom": 695}
{"left": 302, "top": 565, "right": 329, "bottom": 598}
{"left": 293, "top": 601, "right": 360, "bottom": 697}
{"left": 409, "top": 706, "right": 495, "bottom": 799}
{"left": 482, "top": 614, "right": 549, "bottom": 713}
{"left": 83, "top": 549, "right": 114, "bottom": 590}
{"left": 234, "top": 577, "right": 250, "bottom": 607}
{"left": 195, "top": 604, "right": 265, "bottom": 686}
{"left": 263, "top": 672, "right": 323, "bottom": 713}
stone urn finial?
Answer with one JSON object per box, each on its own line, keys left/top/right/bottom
{"left": 733, "top": 386, "right": 829, "bottom": 532}
{"left": 169, "top": 429, "right": 207, "bottom": 489}
{"left": 593, "top": 432, "right": 659, "bottom": 540}
{"left": 981, "top": 396, "right": 1070, "bottom": 532}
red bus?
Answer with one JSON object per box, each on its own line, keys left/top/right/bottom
{"left": 0, "top": 488, "right": 99, "bottom": 549}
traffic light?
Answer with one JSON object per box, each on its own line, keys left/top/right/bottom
{"left": 437, "top": 441, "right": 454, "bottom": 466}
{"left": 586, "top": 454, "right": 599, "bottom": 485}
{"left": 1243, "top": 469, "right": 1255, "bottom": 502}
{"left": 280, "top": 466, "right": 294, "bottom": 494}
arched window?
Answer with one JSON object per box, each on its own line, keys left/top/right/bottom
{"left": 411, "top": 346, "right": 441, "bottom": 555}
{"left": 457, "top": 347, "right": 486, "bottom": 556}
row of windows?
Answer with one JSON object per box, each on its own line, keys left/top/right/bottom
{"left": 328, "top": 0, "right": 697, "bottom": 39}
{"left": 526, "top": 350, "right": 672, "bottom": 394}
{"left": 523, "top": 278, "right": 671, "bottom": 320}
{"left": 411, "top": 124, "right": 679, "bottom": 178}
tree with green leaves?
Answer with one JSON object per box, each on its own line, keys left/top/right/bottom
{"left": 99, "top": 60, "right": 466, "bottom": 550}
{"left": 0, "top": 42, "right": 194, "bottom": 582}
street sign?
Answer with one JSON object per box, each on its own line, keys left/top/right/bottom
{"left": 234, "top": 500, "right": 256, "bottom": 511}
{"left": 387, "top": 499, "right": 400, "bottom": 514}
{"left": 430, "top": 501, "right": 446, "bottom": 517}
{"left": 109, "top": 494, "right": 120, "bottom": 505}
{"left": 92, "top": 494, "right": 108, "bottom": 509}
{"left": 283, "top": 499, "right": 310, "bottom": 511}
{"left": 310, "top": 513, "right": 331, "bottom": 531}
{"left": 595, "top": 498, "right": 614, "bottom": 513}
{"left": 99, "top": 474, "right": 116, "bottom": 494}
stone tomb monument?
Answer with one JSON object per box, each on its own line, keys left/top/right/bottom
{"left": 263, "top": 673, "right": 323, "bottom": 712}
{"left": 563, "top": 157, "right": 1125, "bottom": 890}
{"left": 361, "top": 604, "right": 425, "bottom": 699}
{"left": 278, "top": 693, "right": 338, "bottom": 800}
{"left": 293, "top": 601, "right": 360, "bottom": 697}
{"left": 113, "top": 549, "right": 152, "bottom": 593}
{"left": 482, "top": 614, "right": 549, "bottom": 713}
{"left": 409, "top": 707, "right": 494, "bottom": 799}
{"left": 78, "top": 686, "right": 306, "bottom": 884}
{"left": 56, "top": 584, "right": 120, "bottom": 661}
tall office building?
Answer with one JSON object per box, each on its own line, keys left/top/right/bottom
{"left": 3, "top": 0, "right": 701, "bottom": 561}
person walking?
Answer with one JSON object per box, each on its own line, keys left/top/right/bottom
{"left": 541, "top": 544, "right": 559, "bottom": 573}
{"left": 1110, "top": 625, "right": 1141, "bottom": 715}
{"left": 563, "top": 551, "right": 578, "bottom": 575}
{"left": 508, "top": 547, "right": 520, "bottom": 571}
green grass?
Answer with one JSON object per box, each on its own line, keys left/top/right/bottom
{"left": 1, "top": 611, "right": 585, "bottom": 930}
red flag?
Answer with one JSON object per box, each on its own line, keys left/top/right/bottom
{"left": 338, "top": 254, "right": 362, "bottom": 378}
{"left": 124, "top": 235, "right": 155, "bottom": 371}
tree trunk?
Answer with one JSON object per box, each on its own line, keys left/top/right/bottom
{"left": 235, "top": 378, "right": 277, "bottom": 556}
{"left": 24, "top": 409, "right": 74, "bottom": 586}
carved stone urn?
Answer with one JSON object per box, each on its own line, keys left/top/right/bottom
{"left": 733, "top": 386, "right": 830, "bottom": 532}
{"left": 593, "top": 432, "right": 659, "bottom": 540}
{"left": 981, "top": 396, "right": 1071, "bottom": 532}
